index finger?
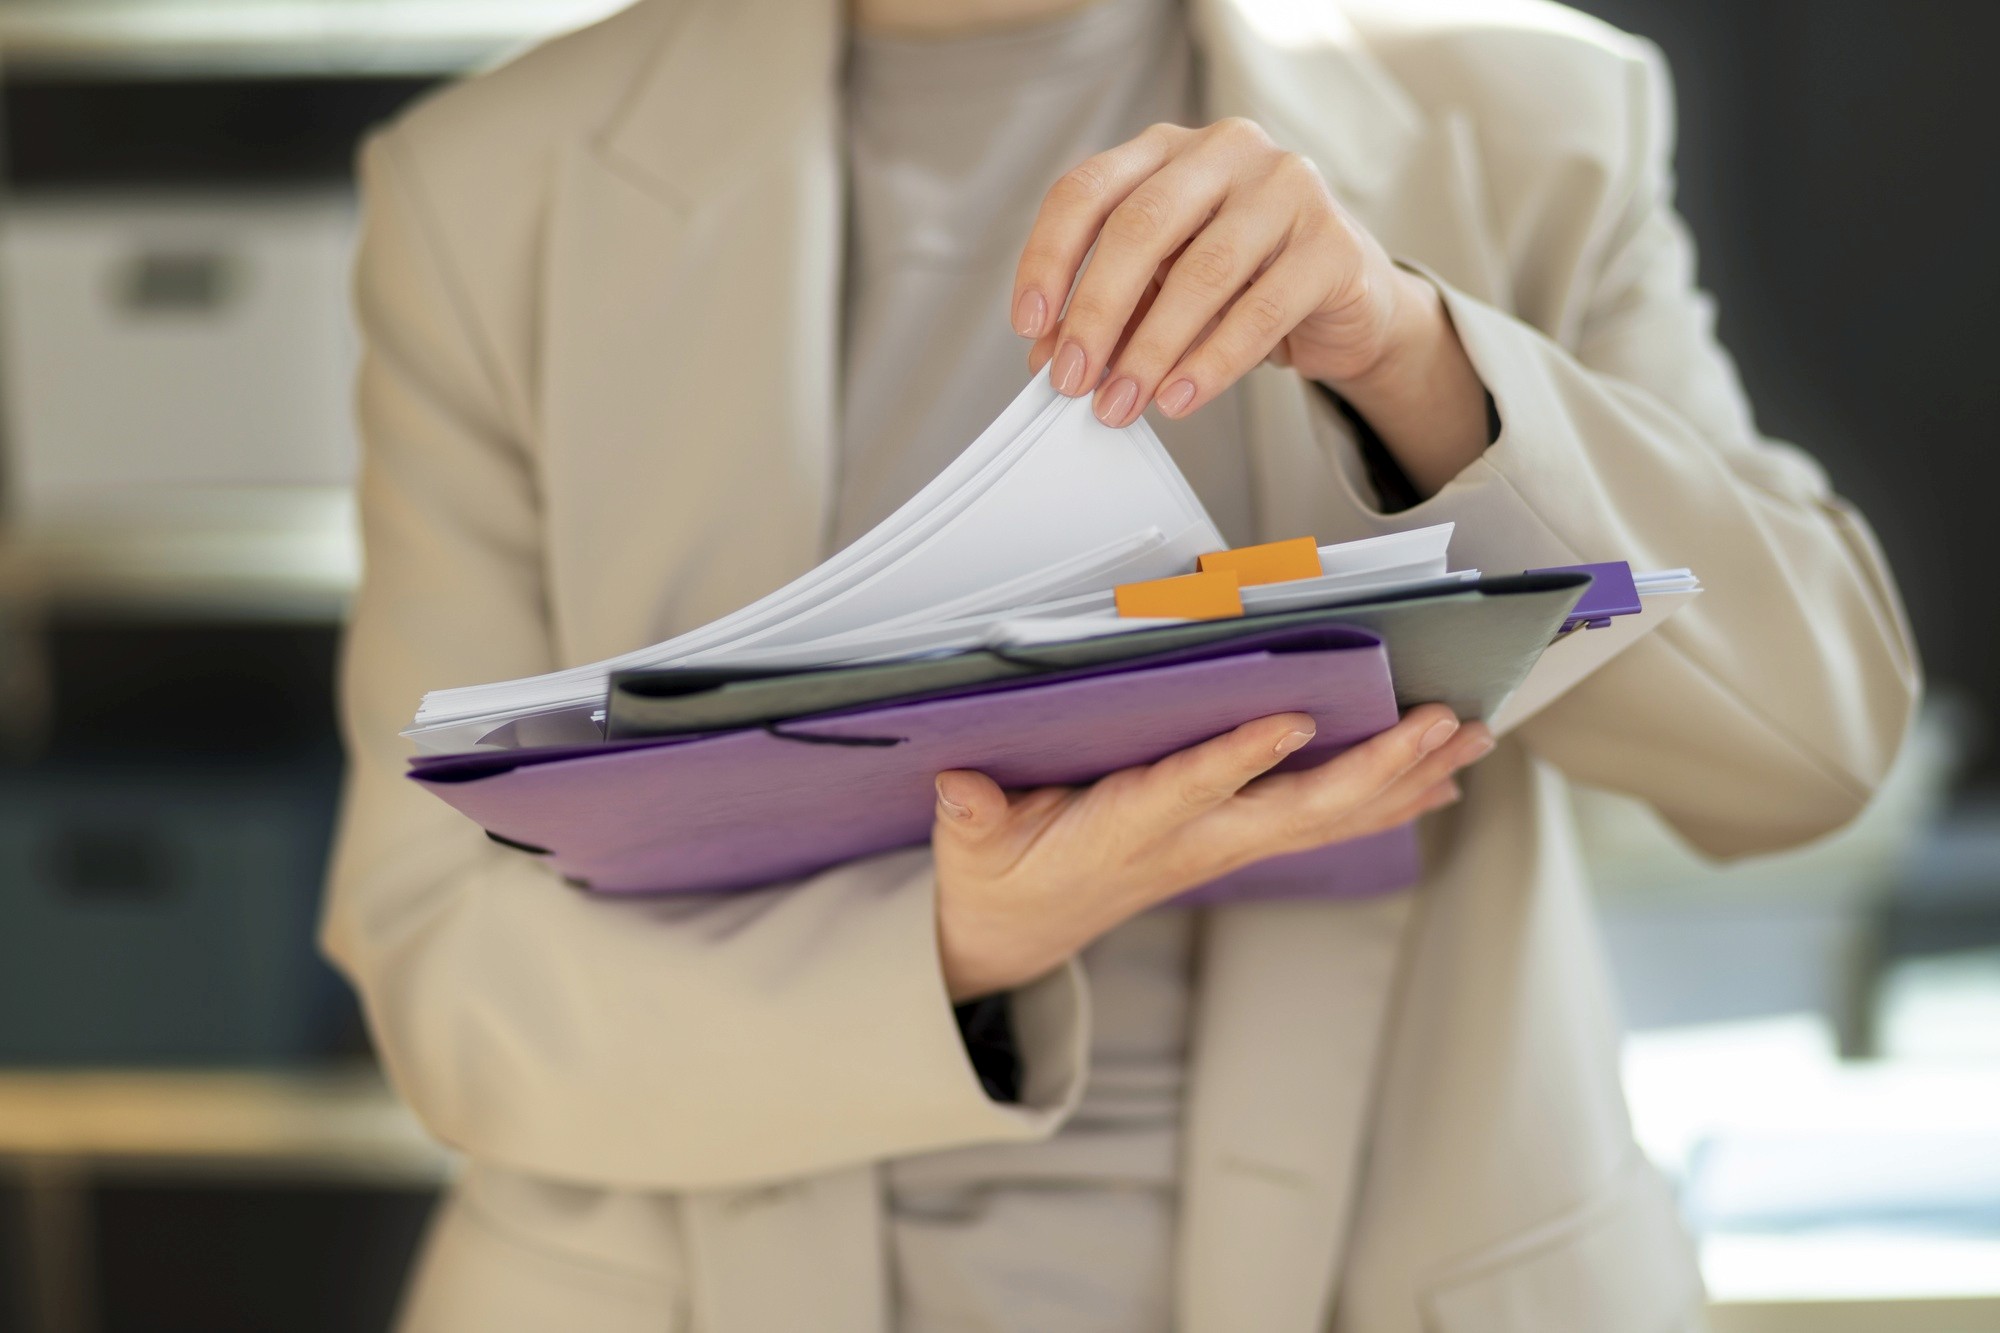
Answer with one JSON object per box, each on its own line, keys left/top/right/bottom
{"left": 1011, "top": 124, "right": 1191, "bottom": 344}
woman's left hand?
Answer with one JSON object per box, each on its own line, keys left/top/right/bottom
{"left": 1012, "top": 117, "right": 1489, "bottom": 497}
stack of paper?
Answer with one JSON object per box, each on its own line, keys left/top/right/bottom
{"left": 408, "top": 370, "right": 1464, "bottom": 753}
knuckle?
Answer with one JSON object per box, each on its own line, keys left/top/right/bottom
{"left": 1272, "top": 150, "right": 1324, "bottom": 189}
{"left": 1212, "top": 115, "right": 1268, "bottom": 146}
{"left": 1175, "top": 238, "right": 1239, "bottom": 293}
{"left": 1050, "top": 161, "right": 1111, "bottom": 208}
{"left": 1281, "top": 802, "right": 1342, "bottom": 848}
{"left": 1158, "top": 760, "right": 1226, "bottom": 814}
{"left": 1299, "top": 216, "right": 1349, "bottom": 267}
{"left": 1199, "top": 838, "right": 1261, "bottom": 881}
{"left": 1173, "top": 781, "right": 1226, "bottom": 818}
{"left": 1097, "top": 768, "right": 1147, "bottom": 803}
{"left": 1017, "top": 234, "right": 1068, "bottom": 271}
{"left": 1116, "top": 332, "right": 1176, "bottom": 376}
{"left": 1320, "top": 748, "right": 1395, "bottom": 801}
{"left": 1015, "top": 243, "right": 1066, "bottom": 285}
{"left": 1364, "top": 726, "right": 1419, "bottom": 772}
{"left": 1062, "top": 291, "right": 1120, "bottom": 336}
{"left": 1385, "top": 731, "right": 1432, "bottom": 777}
{"left": 1105, "top": 190, "right": 1174, "bottom": 247}
{"left": 1236, "top": 289, "right": 1292, "bottom": 340}
{"left": 1324, "top": 260, "right": 1379, "bottom": 321}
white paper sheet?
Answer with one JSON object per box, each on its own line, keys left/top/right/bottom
{"left": 409, "top": 370, "right": 1229, "bottom": 749}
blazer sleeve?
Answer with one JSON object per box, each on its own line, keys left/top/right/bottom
{"left": 1310, "top": 43, "right": 1920, "bottom": 859}
{"left": 322, "top": 130, "right": 1087, "bottom": 1191}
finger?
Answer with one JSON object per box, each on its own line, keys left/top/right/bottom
{"left": 1403, "top": 777, "right": 1463, "bottom": 820}
{"left": 1094, "top": 200, "right": 1292, "bottom": 427}
{"left": 1335, "top": 718, "right": 1492, "bottom": 811}
{"left": 1344, "top": 764, "right": 1472, "bottom": 836}
{"left": 1214, "top": 705, "right": 1460, "bottom": 847}
{"left": 1314, "top": 722, "right": 1491, "bottom": 831}
{"left": 1454, "top": 720, "right": 1495, "bottom": 767}
{"left": 1106, "top": 272, "right": 1166, "bottom": 369}
{"left": 1109, "top": 711, "right": 1317, "bottom": 836}
{"left": 1033, "top": 249, "right": 1177, "bottom": 380}
{"left": 1169, "top": 716, "right": 1484, "bottom": 869}
{"left": 1012, "top": 123, "right": 1191, "bottom": 346}
{"left": 1152, "top": 239, "right": 1338, "bottom": 420}
{"left": 1345, "top": 775, "right": 1463, "bottom": 832}
{"left": 1370, "top": 773, "right": 1464, "bottom": 829}
{"left": 933, "top": 770, "right": 1009, "bottom": 842}
{"left": 1048, "top": 152, "right": 1241, "bottom": 406}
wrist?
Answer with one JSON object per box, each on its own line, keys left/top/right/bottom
{"left": 1309, "top": 267, "right": 1489, "bottom": 498}
{"left": 1320, "top": 267, "right": 1454, "bottom": 400}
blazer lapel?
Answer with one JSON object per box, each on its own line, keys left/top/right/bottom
{"left": 539, "top": 0, "right": 846, "bottom": 668}
{"left": 541, "top": 11, "right": 897, "bottom": 1331}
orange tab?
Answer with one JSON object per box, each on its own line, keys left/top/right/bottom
{"left": 1114, "top": 569, "right": 1244, "bottom": 620}
{"left": 1197, "top": 535, "right": 1321, "bottom": 586}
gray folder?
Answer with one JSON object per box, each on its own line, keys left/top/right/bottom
{"left": 606, "top": 571, "right": 1591, "bottom": 740}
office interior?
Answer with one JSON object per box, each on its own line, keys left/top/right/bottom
{"left": 0, "top": 1, "right": 1994, "bottom": 1330}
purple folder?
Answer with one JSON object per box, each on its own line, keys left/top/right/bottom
{"left": 412, "top": 625, "right": 1418, "bottom": 906}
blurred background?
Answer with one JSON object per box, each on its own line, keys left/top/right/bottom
{"left": 0, "top": 1, "right": 1993, "bottom": 1330}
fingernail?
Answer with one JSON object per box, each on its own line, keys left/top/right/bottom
{"left": 1158, "top": 379, "right": 1195, "bottom": 417}
{"left": 1053, "top": 341, "right": 1088, "bottom": 396}
{"left": 1013, "top": 289, "right": 1047, "bottom": 338}
{"left": 1096, "top": 377, "right": 1139, "bottom": 426}
{"left": 935, "top": 777, "right": 971, "bottom": 820}
{"left": 1274, "top": 728, "right": 1315, "bottom": 757}
{"left": 1459, "top": 733, "right": 1495, "bottom": 764}
{"left": 1419, "top": 718, "right": 1460, "bottom": 755}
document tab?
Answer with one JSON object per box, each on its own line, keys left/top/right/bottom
{"left": 1199, "top": 535, "right": 1321, "bottom": 586}
{"left": 1528, "top": 560, "right": 1642, "bottom": 629}
{"left": 1115, "top": 569, "right": 1243, "bottom": 620}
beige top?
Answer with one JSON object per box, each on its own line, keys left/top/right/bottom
{"left": 840, "top": 0, "right": 1247, "bottom": 1326}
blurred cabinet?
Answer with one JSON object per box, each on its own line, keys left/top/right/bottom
{"left": 0, "top": 1, "right": 633, "bottom": 80}
{"left": 0, "top": 191, "right": 359, "bottom": 521}
{"left": 0, "top": 54, "right": 430, "bottom": 619}
{"left": 0, "top": 0, "right": 626, "bottom": 619}
{"left": 0, "top": 761, "right": 345, "bottom": 1064}
{"left": 0, "top": 11, "right": 603, "bottom": 1333}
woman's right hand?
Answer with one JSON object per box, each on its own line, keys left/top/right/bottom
{"left": 931, "top": 703, "right": 1493, "bottom": 1001}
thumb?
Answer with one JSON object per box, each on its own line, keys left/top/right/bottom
{"left": 934, "top": 770, "right": 1009, "bottom": 841}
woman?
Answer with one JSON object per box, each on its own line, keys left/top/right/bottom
{"left": 326, "top": 0, "right": 1919, "bottom": 1327}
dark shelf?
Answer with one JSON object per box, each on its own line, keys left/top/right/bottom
{"left": 2, "top": 72, "right": 438, "bottom": 188}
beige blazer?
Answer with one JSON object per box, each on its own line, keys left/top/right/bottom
{"left": 325, "top": 0, "right": 1920, "bottom": 1328}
